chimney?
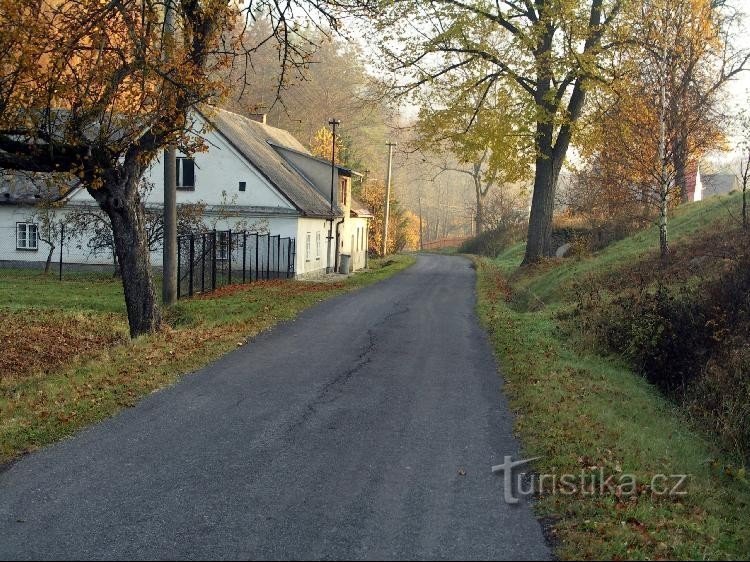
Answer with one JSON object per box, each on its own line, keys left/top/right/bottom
{"left": 248, "top": 113, "right": 267, "bottom": 125}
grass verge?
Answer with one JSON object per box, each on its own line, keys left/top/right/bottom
{"left": 0, "top": 255, "right": 414, "bottom": 464}
{"left": 475, "top": 195, "right": 750, "bottom": 560}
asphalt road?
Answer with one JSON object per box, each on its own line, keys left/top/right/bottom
{"left": 0, "top": 254, "right": 550, "bottom": 560}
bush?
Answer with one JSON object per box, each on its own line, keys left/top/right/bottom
{"left": 580, "top": 283, "right": 714, "bottom": 393}
{"left": 689, "top": 342, "right": 750, "bottom": 460}
{"left": 574, "top": 254, "right": 750, "bottom": 460}
{"left": 551, "top": 220, "right": 636, "bottom": 254}
{"left": 459, "top": 224, "right": 525, "bottom": 257}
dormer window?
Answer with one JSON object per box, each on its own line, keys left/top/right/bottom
{"left": 177, "top": 157, "right": 195, "bottom": 190}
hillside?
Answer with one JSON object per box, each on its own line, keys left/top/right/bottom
{"left": 475, "top": 193, "right": 750, "bottom": 560}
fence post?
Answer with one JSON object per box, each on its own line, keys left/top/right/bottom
{"left": 289, "top": 238, "right": 297, "bottom": 277}
{"left": 227, "top": 229, "right": 233, "bottom": 285}
{"left": 242, "top": 231, "right": 247, "bottom": 284}
{"left": 201, "top": 233, "right": 206, "bottom": 294}
{"left": 177, "top": 236, "right": 182, "bottom": 299}
{"left": 255, "top": 233, "right": 259, "bottom": 282}
{"left": 189, "top": 234, "right": 195, "bottom": 297}
{"left": 58, "top": 221, "right": 64, "bottom": 281}
{"left": 276, "top": 235, "right": 281, "bottom": 279}
{"left": 211, "top": 229, "right": 217, "bottom": 292}
{"left": 286, "top": 238, "right": 292, "bottom": 279}
{"left": 266, "top": 234, "right": 271, "bottom": 280}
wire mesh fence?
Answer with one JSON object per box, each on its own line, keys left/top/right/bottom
{"left": 0, "top": 224, "right": 124, "bottom": 280}
{"left": 177, "top": 231, "right": 295, "bottom": 299}
{"left": 0, "top": 224, "right": 295, "bottom": 293}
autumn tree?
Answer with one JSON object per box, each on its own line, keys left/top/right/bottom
{"left": 579, "top": 0, "right": 745, "bottom": 260}
{"left": 0, "top": 0, "right": 351, "bottom": 337}
{"left": 309, "top": 126, "right": 345, "bottom": 164}
{"left": 371, "top": 0, "right": 623, "bottom": 264}
{"left": 412, "top": 67, "right": 532, "bottom": 235}
{"left": 660, "top": 0, "right": 748, "bottom": 203}
{"left": 357, "top": 180, "right": 419, "bottom": 254}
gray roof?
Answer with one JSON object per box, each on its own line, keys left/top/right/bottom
{"left": 703, "top": 173, "right": 739, "bottom": 196}
{"left": 199, "top": 107, "right": 338, "bottom": 218}
{"left": 350, "top": 195, "right": 373, "bottom": 218}
{"left": 0, "top": 171, "right": 74, "bottom": 205}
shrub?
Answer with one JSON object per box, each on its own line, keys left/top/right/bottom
{"left": 574, "top": 252, "right": 750, "bottom": 460}
{"left": 581, "top": 283, "right": 715, "bottom": 393}
{"left": 459, "top": 224, "right": 525, "bottom": 257}
{"left": 689, "top": 342, "right": 750, "bottom": 461}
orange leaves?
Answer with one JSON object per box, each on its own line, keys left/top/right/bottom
{"left": 0, "top": 310, "right": 125, "bottom": 381}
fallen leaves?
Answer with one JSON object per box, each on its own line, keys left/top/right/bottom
{"left": 0, "top": 311, "right": 126, "bottom": 381}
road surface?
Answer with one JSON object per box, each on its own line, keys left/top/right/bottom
{"left": 0, "top": 254, "right": 550, "bottom": 560}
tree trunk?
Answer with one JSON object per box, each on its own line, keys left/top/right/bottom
{"left": 659, "top": 59, "right": 670, "bottom": 263}
{"left": 475, "top": 183, "right": 484, "bottom": 236}
{"left": 524, "top": 119, "right": 561, "bottom": 264}
{"left": 44, "top": 244, "right": 54, "bottom": 274}
{"left": 90, "top": 175, "right": 161, "bottom": 338}
{"left": 659, "top": 186, "right": 669, "bottom": 262}
{"left": 743, "top": 184, "right": 747, "bottom": 230}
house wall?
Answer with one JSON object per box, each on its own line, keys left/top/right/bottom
{"left": 0, "top": 113, "right": 371, "bottom": 277}
{"left": 67, "top": 125, "right": 295, "bottom": 211}
{"left": 296, "top": 217, "right": 332, "bottom": 276}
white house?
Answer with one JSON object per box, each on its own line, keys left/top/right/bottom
{"left": 0, "top": 107, "right": 372, "bottom": 277}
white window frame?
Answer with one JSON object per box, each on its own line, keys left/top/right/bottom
{"left": 315, "top": 232, "right": 321, "bottom": 260}
{"left": 305, "top": 232, "right": 311, "bottom": 262}
{"left": 16, "top": 222, "right": 38, "bottom": 251}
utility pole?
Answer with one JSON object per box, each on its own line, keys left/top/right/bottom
{"left": 418, "top": 188, "right": 424, "bottom": 251}
{"left": 362, "top": 169, "right": 371, "bottom": 199}
{"left": 327, "top": 118, "right": 340, "bottom": 273}
{"left": 162, "top": 0, "right": 177, "bottom": 305}
{"left": 383, "top": 141, "right": 396, "bottom": 256}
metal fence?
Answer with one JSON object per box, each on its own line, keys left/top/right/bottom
{"left": 0, "top": 225, "right": 296, "bottom": 292}
{"left": 177, "top": 230, "right": 295, "bottom": 299}
{"left": 0, "top": 224, "right": 117, "bottom": 280}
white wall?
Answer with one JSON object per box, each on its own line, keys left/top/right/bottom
{"left": 0, "top": 205, "right": 116, "bottom": 267}
{"left": 296, "top": 217, "right": 331, "bottom": 276}
{"left": 68, "top": 125, "right": 294, "bottom": 211}
{"left": 1, "top": 114, "right": 372, "bottom": 276}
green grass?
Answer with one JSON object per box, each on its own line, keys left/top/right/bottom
{"left": 0, "top": 270, "right": 126, "bottom": 314}
{"left": 0, "top": 255, "right": 415, "bottom": 464}
{"left": 501, "top": 193, "right": 743, "bottom": 306}
{"left": 474, "top": 194, "right": 750, "bottom": 560}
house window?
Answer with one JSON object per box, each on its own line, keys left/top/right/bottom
{"left": 16, "top": 223, "right": 38, "bottom": 251}
{"left": 217, "top": 231, "right": 230, "bottom": 261}
{"left": 339, "top": 178, "right": 347, "bottom": 206}
{"left": 177, "top": 157, "right": 195, "bottom": 190}
{"left": 305, "top": 233, "right": 311, "bottom": 261}
{"left": 315, "top": 232, "right": 321, "bottom": 260}
{"left": 239, "top": 181, "right": 246, "bottom": 192}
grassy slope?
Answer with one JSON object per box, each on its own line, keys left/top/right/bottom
{"left": 476, "top": 194, "right": 750, "bottom": 560}
{"left": 0, "top": 256, "right": 414, "bottom": 464}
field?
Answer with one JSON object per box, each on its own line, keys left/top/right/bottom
{"left": 476, "top": 194, "right": 750, "bottom": 560}
{"left": 0, "top": 256, "right": 415, "bottom": 464}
